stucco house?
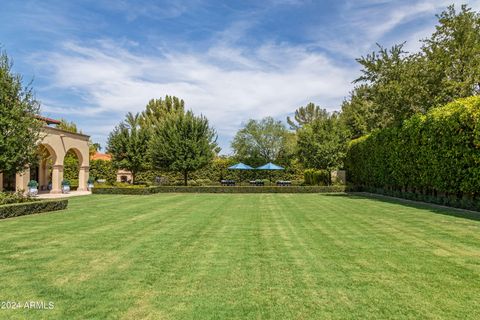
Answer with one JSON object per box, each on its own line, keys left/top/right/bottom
{"left": 0, "top": 116, "right": 90, "bottom": 193}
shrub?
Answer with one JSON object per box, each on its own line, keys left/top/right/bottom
{"left": 304, "top": 169, "right": 330, "bottom": 186}
{"left": 187, "top": 180, "right": 198, "bottom": 186}
{"left": 134, "top": 157, "right": 305, "bottom": 186}
{"left": 95, "top": 182, "right": 146, "bottom": 189}
{"left": 0, "top": 199, "right": 68, "bottom": 219}
{"left": 92, "top": 185, "right": 347, "bottom": 195}
{"left": 345, "top": 96, "right": 480, "bottom": 211}
{"left": 290, "top": 180, "right": 305, "bottom": 186}
{"left": 90, "top": 159, "right": 117, "bottom": 184}
{"left": 27, "top": 180, "right": 38, "bottom": 188}
{"left": 0, "top": 191, "right": 32, "bottom": 205}
{"left": 195, "top": 179, "right": 212, "bottom": 186}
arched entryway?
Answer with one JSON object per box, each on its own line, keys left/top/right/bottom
{"left": 0, "top": 125, "right": 90, "bottom": 194}
{"left": 35, "top": 144, "right": 57, "bottom": 191}
{"left": 63, "top": 148, "right": 88, "bottom": 191}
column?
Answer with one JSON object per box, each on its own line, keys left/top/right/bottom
{"left": 38, "top": 161, "right": 46, "bottom": 191}
{"left": 77, "top": 166, "right": 89, "bottom": 191}
{"left": 0, "top": 172, "right": 3, "bottom": 192}
{"left": 15, "top": 167, "right": 30, "bottom": 193}
{"left": 51, "top": 164, "right": 63, "bottom": 194}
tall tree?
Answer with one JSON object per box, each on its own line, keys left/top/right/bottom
{"left": 0, "top": 49, "right": 42, "bottom": 175}
{"left": 287, "top": 102, "right": 329, "bottom": 130}
{"left": 231, "top": 117, "right": 288, "bottom": 166}
{"left": 340, "top": 85, "right": 383, "bottom": 139}
{"left": 353, "top": 43, "right": 425, "bottom": 127}
{"left": 140, "top": 95, "right": 184, "bottom": 130}
{"left": 421, "top": 4, "right": 480, "bottom": 105}
{"left": 107, "top": 112, "right": 149, "bottom": 182}
{"left": 149, "top": 110, "right": 217, "bottom": 185}
{"left": 343, "top": 5, "right": 480, "bottom": 137}
{"left": 297, "top": 113, "right": 350, "bottom": 184}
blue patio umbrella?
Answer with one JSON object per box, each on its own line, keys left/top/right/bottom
{"left": 256, "top": 162, "right": 284, "bottom": 183}
{"left": 227, "top": 162, "right": 253, "bottom": 184}
{"left": 228, "top": 163, "right": 254, "bottom": 170}
{"left": 256, "top": 162, "right": 284, "bottom": 170}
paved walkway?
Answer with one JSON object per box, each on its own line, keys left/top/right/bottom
{"left": 37, "top": 190, "right": 91, "bottom": 199}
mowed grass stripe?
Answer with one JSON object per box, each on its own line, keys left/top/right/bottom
{"left": 0, "top": 193, "right": 479, "bottom": 319}
{"left": 61, "top": 194, "right": 233, "bottom": 319}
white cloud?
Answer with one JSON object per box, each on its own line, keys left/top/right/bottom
{"left": 35, "top": 40, "right": 353, "bottom": 152}
{"left": 30, "top": 0, "right": 480, "bottom": 152}
{"left": 312, "top": 0, "right": 480, "bottom": 59}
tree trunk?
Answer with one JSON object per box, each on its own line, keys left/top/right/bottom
{"left": 184, "top": 171, "right": 188, "bottom": 186}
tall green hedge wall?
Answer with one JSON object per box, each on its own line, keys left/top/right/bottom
{"left": 346, "top": 96, "right": 480, "bottom": 206}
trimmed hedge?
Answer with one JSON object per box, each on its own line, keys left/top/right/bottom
{"left": 346, "top": 96, "right": 480, "bottom": 211}
{"left": 304, "top": 169, "right": 330, "bottom": 185}
{"left": 356, "top": 186, "right": 480, "bottom": 211}
{"left": 0, "top": 199, "right": 69, "bottom": 220}
{"left": 92, "top": 185, "right": 346, "bottom": 195}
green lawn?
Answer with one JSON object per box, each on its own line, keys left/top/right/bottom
{"left": 1, "top": 194, "right": 479, "bottom": 319}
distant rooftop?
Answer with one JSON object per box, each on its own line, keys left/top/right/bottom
{"left": 35, "top": 115, "right": 61, "bottom": 125}
{"left": 91, "top": 152, "right": 112, "bottom": 161}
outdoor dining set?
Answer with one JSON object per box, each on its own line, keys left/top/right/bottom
{"left": 220, "top": 162, "right": 291, "bottom": 186}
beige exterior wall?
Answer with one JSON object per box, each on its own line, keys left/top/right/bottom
{"left": 331, "top": 170, "right": 346, "bottom": 184}
{"left": 15, "top": 168, "right": 30, "bottom": 192}
{"left": 116, "top": 169, "right": 134, "bottom": 183}
{"left": 39, "top": 127, "right": 90, "bottom": 193}
{"left": 1, "top": 126, "right": 91, "bottom": 194}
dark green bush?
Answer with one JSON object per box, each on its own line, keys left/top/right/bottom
{"left": 90, "top": 159, "right": 117, "bottom": 184}
{"left": 346, "top": 96, "right": 480, "bottom": 211}
{"left": 134, "top": 157, "right": 304, "bottom": 186}
{"left": 95, "top": 182, "right": 146, "bottom": 189}
{"left": 0, "top": 191, "right": 33, "bottom": 205}
{"left": 304, "top": 169, "right": 330, "bottom": 185}
{"left": 0, "top": 199, "right": 68, "bottom": 219}
{"left": 92, "top": 185, "right": 346, "bottom": 195}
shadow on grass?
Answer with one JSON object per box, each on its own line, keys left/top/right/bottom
{"left": 321, "top": 192, "right": 480, "bottom": 222}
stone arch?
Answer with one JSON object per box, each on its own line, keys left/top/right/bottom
{"left": 1, "top": 126, "right": 91, "bottom": 194}
{"left": 36, "top": 143, "right": 58, "bottom": 191}
{"left": 62, "top": 147, "right": 88, "bottom": 191}
{"left": 39, "top": 143, "right": 58, "bottom": 164}
{"left": 38, "top": 127, "right": 90, "bottom": 193}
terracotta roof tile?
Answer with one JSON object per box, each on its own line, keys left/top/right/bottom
{"left": 91, "top": 152, "right": 112, "bottom": 161}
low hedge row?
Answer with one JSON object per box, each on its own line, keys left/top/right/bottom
{"left": 92, "top": 185, "right": 346, "bottom": 195}
{"left": 357, "top": 186, "right": 480, "bottom": 212}
{"left": 0, "top": 199, "right": 69, "bottom": 220}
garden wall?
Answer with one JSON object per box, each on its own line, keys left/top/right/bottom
{"left": 345, "top": 96, "right": 480, "bottom": 211}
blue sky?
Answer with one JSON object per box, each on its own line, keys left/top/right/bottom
{"left": 1, "top": 0, "right": 476, "bottom": 153}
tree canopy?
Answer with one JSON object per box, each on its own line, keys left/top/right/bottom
{"left": 149, "top": 110, "right": 218, "bottom": 185}
{"left": 0, "top": 49, "right": 42, "bottom": 175}
{"left": 287, "top": 102, "right": 329, "bottom": 130}
{"left": 341, "top": 5, "right": 480, "bottom": 137}
{"left": 140, "top": 95, "right": 184, "bottom": 130}
{"left": 297, "top": 113, "right": 349, "bottom": 182}
{"left": 107, "top": 112, "right": 149, "bottom": 181}
{"left": 231, "top": 117, "right": 289, "bottom": 166}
